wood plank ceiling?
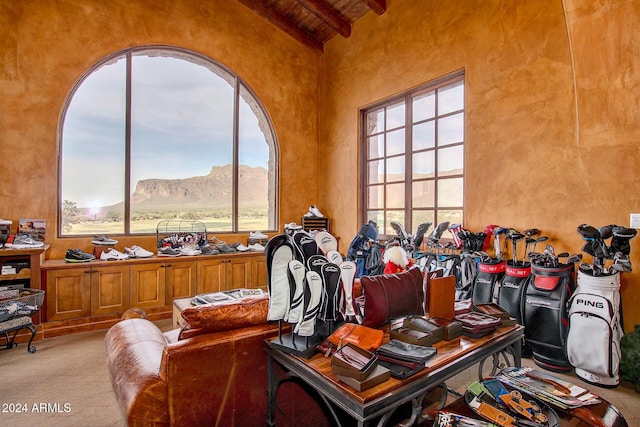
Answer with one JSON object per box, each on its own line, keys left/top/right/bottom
{"left": 235, "top": 0, "right": 387, "bottom": 54}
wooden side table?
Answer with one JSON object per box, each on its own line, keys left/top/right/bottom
{"left": 172, "top": 297, "right": 194, "bottom": 329}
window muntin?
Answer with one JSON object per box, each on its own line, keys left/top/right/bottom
{"left": 60, "top": 47, "right": 277, "bottom": 236}
{"left": 362, "top": 72, "right": 464, "bottom": 238}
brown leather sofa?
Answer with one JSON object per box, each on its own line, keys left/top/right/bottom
{"left": 105, "top": 299, "right": 331, "bottom": 426}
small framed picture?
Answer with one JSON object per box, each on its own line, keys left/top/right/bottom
{"left": 19, "top": 219, "right": 46, "bottom": 242}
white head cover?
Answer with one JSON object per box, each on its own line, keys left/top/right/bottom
{"left": 285, "top": 259, "right": 306, "bottom": 324}
{"left": 315, "top": 231, "right": 338, "bottom": 255}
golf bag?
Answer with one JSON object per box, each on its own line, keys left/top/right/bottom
{"left": 521, "top": 262, "right": 576, "bottom": 372}
{"left": 566, "top": 270, "right": 623, "bottom": 387}
{"left": 346, "top": 220, "right": 379, "bottom": 277}
{"left": 495, "top": 261, "right": 531, "bottom": 325}
{"left": 472, "top": 259, "right": 506, "bottom": 305}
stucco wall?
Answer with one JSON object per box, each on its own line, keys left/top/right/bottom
{"left": 319, "top": 0, "right": 640, "bottom": 331}
{"left": 0, "top": 0, "right": 319, "bottom": 258}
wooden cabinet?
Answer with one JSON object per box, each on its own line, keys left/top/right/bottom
{"left": 46, "top": 264, "right": 129, "bottom": 320}
{"left": 90, "top": 265, "right": 130, "bottom": 316}
{"left": 197, "top": 256, "right": 254, "bottom": 293}
{"left": 41, "top": 251, "right": 266, "bottom": 334}
{"left": 164, "top": 260, "right": 196, "bottom": 300}
{"left": 45, "top": 267, "right": 91, "bottom": 321}
{"left": 251, "top": 255, "right": 268, "bottom": 290}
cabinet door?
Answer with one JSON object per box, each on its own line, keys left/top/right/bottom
{"left": 197, "top": 259, "right": 226, "bottom": 294}
{"left": 165, "top": 260, "right": 196, "bottom": 301}
{"left": 91, "top": 265, "right": 130, "bottom": 316}
{"left": 46, "top": 268, "right": 91, "bottom": 321}
{"left": 130, "top": 263, "right": 166, "bottom": 310}
{"left": 227, "top": 257, "right": 252, "bottom": 290}
{"left": 251, "top": 255, "right": 268, "bottom": 291}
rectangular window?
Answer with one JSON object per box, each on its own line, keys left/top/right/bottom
{"left": 360, "top": 71, "right": 464, "bottom": 239}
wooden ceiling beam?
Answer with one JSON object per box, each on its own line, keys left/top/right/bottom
{"left": 362, "top": 0, "right": 387, "bottom": 15}
{"left": 235, "top": 0, "right": 324, "bottom": 53}
{"left": 295, "top": 0, "right": 351, "bottom": 38}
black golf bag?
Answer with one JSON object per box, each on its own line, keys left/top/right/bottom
{"left": 496, "top": 261, "right": 531, "bottom": 325}
{"left": 472, "top": 259, "right": 505, "bottom": 305}
{"left": 566, "top": 270, "right": 623, "bottom": 387}
{"left": 346, "top": 220, "right": 379, "bottom": 277}
{"left": 521, "top": 262, "right": 576, "bottom": 372}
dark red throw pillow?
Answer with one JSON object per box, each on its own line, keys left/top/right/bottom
{"left": 360, "top": 267, "right": 424, "bottom": 328}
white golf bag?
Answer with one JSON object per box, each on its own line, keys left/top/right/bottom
{"left": 566, "top": 270, "right": 623, "bottom": 387}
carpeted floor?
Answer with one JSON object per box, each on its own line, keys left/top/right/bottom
{"left": 0, "top": 321, "right": 638, "bottom": 426}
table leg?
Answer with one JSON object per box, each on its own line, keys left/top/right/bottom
{"left": 267, "top": 353, "right": 278, "bottom": 426}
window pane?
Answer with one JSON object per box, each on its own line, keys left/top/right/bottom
{"left": 129, "top": 53, "right": 234, "bottom": 233}
{"left": 413, "top": 90, "right": 435, "bottom": 122}
{"left": 61, "top": 47, "right": 278, "bottom": 236}
{"left": 368, "top": 160, "right": 384, "bottom": 184}
{"left": 385, "top": 183, "right": 404, "bottom": 209}
{"left": 386, "top": 102, "right": 405, "bottom": 129}
{"left": 438, "top": 145, "right": 463, "bottom": 177}
{"left": 367, "top": 211, "right": 384, "bottom": 230}
{"left": 61, "top": 56, "right": 127, "bottom": 235}
{"left": 437, "top": 113, "right": 464, "bottom": 146}
{"left": 412, "top": 210, "right": 435, "bottom": 234}
{"left": 438, "top": 80, "right": 464, "bottom": 115}
{"left": 412, "top": 121, "right": 435, "bottom": 150}
{"left": 386, "top": 156, "right": 405, "bottom": 183}
{"left": 437, "top": 209, "right": 463, "bottom": 239}
{"left": 367, "top": 109, "right": 384, "bottom": 135}
{"left": 385, "top": 210, "right": 405, "bottom": 235}
{"left": 367, "top": 185, "right": 384, "bottom": 209}
{"left": 412, "top": 180, "right": 435, "bottom": 208}
{"left": 238, "top": 86, "right": 273, "bottom": 231}
{"left": 413, "top": 151, "right": 435, "bottom": 179}
{"left": 368, "top": 134, "right": 384, "bottom": 159}
{"left": 437, "top": 177, "right": 463, "bottom": 206}
{"left": 386, "top": 129, "right": 405, "bottom": 156}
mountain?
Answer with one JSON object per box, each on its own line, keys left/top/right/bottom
{"left": 130, "top": 164, "right": 268, "bottom": 209}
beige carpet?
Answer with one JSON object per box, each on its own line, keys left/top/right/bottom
{"left": 1, "top": 321, "right": 638, "bottom": 426}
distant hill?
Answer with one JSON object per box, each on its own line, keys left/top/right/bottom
{"left": 129, "top": 164, "right": 268, "bottom": 209}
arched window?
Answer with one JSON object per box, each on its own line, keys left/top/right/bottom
{"left": 59, "top": 46, "right": 277, "bottom": 236}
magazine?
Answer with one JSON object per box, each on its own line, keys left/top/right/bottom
{"left": 433, "top": 411, "right": 497, "bottom": 427}
{"left": 497, "top": 366, "right": 600, "bottom": 409}
{"left": 19, "top": 219, "right": 45, "bottom": 242}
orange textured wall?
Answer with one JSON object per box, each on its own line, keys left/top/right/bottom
{"left": 0, "top": 0, "right": 319, "bottom": 258}
{"left": 319, "top": 0, "right": 640, "bottom": 331}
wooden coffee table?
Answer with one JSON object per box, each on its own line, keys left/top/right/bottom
{"left": 171, "top": 297, "right": 194, "bottom": 329}
{"left": 266, "top": 324, "right": 524, "bottom": 426}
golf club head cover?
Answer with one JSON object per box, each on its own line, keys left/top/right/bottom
{"left": 449, "top": 223, "right": 463, "bottom": 248}
{"left": 483, "top": 224, "right": 499, "bottom": 251}
{"left": 315, "top": 230, "right": 338, "bottom": 255}
{"left": 598, "top": 224, "right": 614, "bottom": 240}
{"left": 292, "top": 230, "right": 320, "bottom": 264}
{"left": 326, "top": 250, "right": 344, "bottom": 265}
{"left": 285, "top": 259, "right": 306, "bottom": 324}
{"left": 265, "top": 235, "right": 294, "bottom": 321}
{"left": 611, "top": 225, "right": 637, "bottom": 256}
{"left": 307, "top": 254, "right": 329, "bottom": 276}
{"left": 429, "top": 221, "right": 450, "bottom": 244}
{"left": 319, "top": 262, "right": 341, "bottom": 322}
{"left": 295, "top": 270, "right": 322, "bottom": 336}
{"left": 339, "top": 260, "right": 357, "bottom": 318}
{"left": 412, "top": 221, "right": 432, "bottom": 248}
{"left": 577, "top": 224, "right": 601, "bottom": 240}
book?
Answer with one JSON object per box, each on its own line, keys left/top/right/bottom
{"left": 497, "top": 366, "right": 600, "bottom": 409}
{"left": 19, "top": 218, "right": 45, "bottom": 242}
